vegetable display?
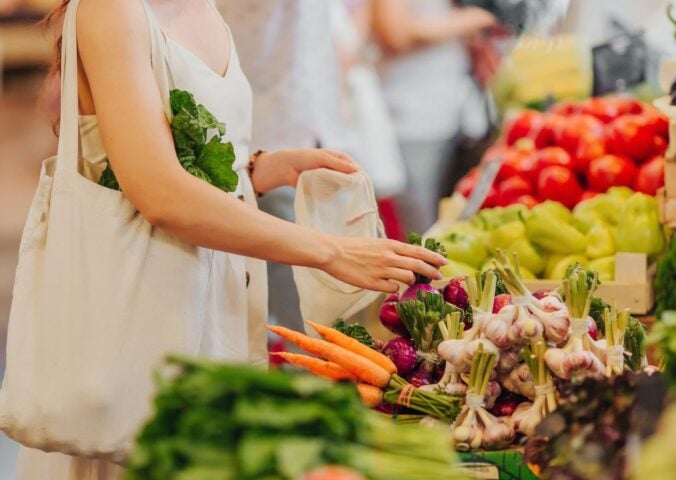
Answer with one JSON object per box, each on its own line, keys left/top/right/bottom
{"left": 438, "top": 189, "right": 666, "bottom": 281}
{"left": 100, "top": 89, "right": 238, "bottom": 193}
{"left": 127, "top": 357, "right": 464, "bottom": 480}
{"left": 456, "top": 96, "right": 668, "bottom": 209}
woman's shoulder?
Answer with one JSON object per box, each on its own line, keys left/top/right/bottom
{"left": 76, "top": 0, "right": 150, "bottom": 53}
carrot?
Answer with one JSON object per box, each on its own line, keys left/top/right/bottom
{"left": 265, "top": 325, "right": 391, "bottom": 388}
{"left": 356, "top": 384, "right": 384, "bottom": 407}
{"left": 306, "top": 320, "right": 397, "bottom": 375}
{"left": 270, "top": 352, "right": 354, "bottom": 381}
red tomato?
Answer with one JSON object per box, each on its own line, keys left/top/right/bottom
{"left": 574, "top": 135, "right": 607, "bottom": 173}
{"left": 607, "top": 114, "right": 656, "bottom": 161}
{"left": 548, "top": 100, "right": 580, "bottom": 116}
{"left": 534, "top": 147, "right": 573, "bottom": 177}
{"left": 514, "top": 194, "right": 540, "bottom": 209}
{"left": 455, "top": 168, "right": 480, "bottom": 198}
{"left": 497, "top": 147, "right": 537, "bottom": 182}
{"left": 537, "top": 166, "right": 584, "bottom": 209}
{"left": 586, "top": 154, "right": 638, "bottom": 192}
{"left": 497, "top": 174, "right": 533, "bottom": 206}
{"left": 481, "top": 143, "right": 507, "bottom": 164}
{"left": 581, "top": 190, "right": 601, "bottom": 201}
{"left": 556, "top": 114, "right": 605, "bottom": 153}
{"left": 505, "top": 110, "right": 551, "bottom": 148}
{"left": 642, "top": 106, "right": 669, "bottom": 137}
{"left": 540, "top": 114, "right": 568, "bottom": 146}
{"left": 580, "top": 97, "right": 623, "bottom": 123}
{"left": 652, "top": 135, "right": 668, "bottom": 157}
{"left": 482, "top": 184, "right": 500, "bottom": 208}
{"left": 634, "top": 155, "right": 665, "bottom": 196}
{"left": 613, "top": 96, "right": 644, "bottom": 115}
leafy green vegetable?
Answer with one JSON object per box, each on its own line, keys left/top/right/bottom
{"left": 127, "top": 356, "right": 463, "bottom": 480}
{"left": 648, "top": 311, "right": 676, "bottom": 389}
{"left": 588, "top": 296, "right": 647, "bottom": 371}
{"left": 656, "top": 235, "right": 676, "bottom": 319}
{"left": 396, "top": 292, "right": 461, "bottom": 351}
{"left": 406, "top": 232, "right": 447, "bottom": 284}
{"left": 333, "top": 319, "right": 377, "bottom": 350}
{"left": 99, "top": 89, "right": 238, "bottom": 193}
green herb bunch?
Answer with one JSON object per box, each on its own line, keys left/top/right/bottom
{"left": 126, "top": 356, "right": 464, "bottom": 480}
{"left": 100, "top": 89, "right": 238, "bottom": 193}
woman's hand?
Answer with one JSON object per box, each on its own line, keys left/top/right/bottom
{"left": 251, "top": 148, "right": 359, "bottom": 195}
{"left": 318, "top": 237, "right": 448, "bottom": 294}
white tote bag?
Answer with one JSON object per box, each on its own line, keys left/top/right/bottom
{"left": 0, "top": 0, "right": 211, "bottom": 463}
{"left": 292, "top": 169, "right": 384, "bottom": 330}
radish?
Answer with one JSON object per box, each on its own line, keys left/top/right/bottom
{"left": 400, "top": 283, "right": 439, "bottom": 303}
{"left": 492, "top": 294, "right": 513, "bottom": 314}
{"left": 442, "top": 278, "right": 470, "bottom": 309}
{"left": 378, "top": 296, "right": 409, "bottom": 336}
{"left": 381, "top": 337, "right": 417, "bottom": 375}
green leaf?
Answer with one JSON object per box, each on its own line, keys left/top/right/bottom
{"left": 172, "top": 110, "right": 206, "bottom": 147}
{"left": 196, "top": 137, "right": 238, "bottom": 192}
{"left": 170, "top": 89, "right": 198, "bottom": 117}
{"left": 98, "top": 163, "right": 121, "bottom": 191}
{"left": 197, "top": 104, "right": 225, "bottom": 136}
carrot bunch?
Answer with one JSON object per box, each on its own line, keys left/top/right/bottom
{"left": 266, "top": 322, "right": 461, "bottom": 421}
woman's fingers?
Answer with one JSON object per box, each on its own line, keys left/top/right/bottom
{"left": 392, "top": 255, "right": 442, "bottom": 281}
{"left": 393, "top": 242, "right": 448, "bottom": 267}
{"left": 320, "top": 149, "right": 358, "bottom": 173}
{"left": 384, "top": 267, "right": 416, "bottom": 285}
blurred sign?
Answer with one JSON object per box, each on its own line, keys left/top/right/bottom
{"left": 459, "top": 158, "right": 502, "bottom": 220}
{"left": 592, "top": 31, "right": 647, "bottom": 95}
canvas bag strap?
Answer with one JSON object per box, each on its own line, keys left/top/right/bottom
{"left": 56, "top": 0, "right": 174, "bottom": 176}
{"left": 55, "top": 0, "right": 81, "bottom": 175}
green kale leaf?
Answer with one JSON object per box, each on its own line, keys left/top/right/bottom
{"left": 99, "top": 89, "right": 237, "bottom": 194}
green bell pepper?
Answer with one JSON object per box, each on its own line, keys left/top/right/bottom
{"left": 487, "top": 221, "right": 527, "bottom": 252}
{"left": 531, "top": 200, "right": 573, "bottom": 224}
{"left": 507, "top": 238, "right": 546, "bottom": 275}
{"left": 441, "top": 231, "right": 488, "bottom": 268}
{"left": 589, "top": 256, "right": 615, "bottom": 282}
{"left": 585, "top": 222, "right": 615, "bottom": 259}
{"left": 607, "top": 186, "right": 633, "bottom": 200}
{"left": 523, "top": 209, "right": 588, "bottom": 254}
{"left": 546, "top": 254, "right": 589, "bottom": 280}
{"left": 440, "top": 259, "right": 477, "bottom": 279}
{"left": 616, "top": 193, "right": 666, "bottom": 256}
{"left": 573, "top": 191, "right": 626, "bottom": 227}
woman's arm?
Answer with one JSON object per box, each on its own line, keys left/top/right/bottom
{"left": 76, "top": 0, "right": 445, "bottom": 293}
{"left": 371, "top": 0, "right": 496, "bottom": 54}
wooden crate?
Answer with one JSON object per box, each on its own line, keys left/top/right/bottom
{"left": 658, "top": 187, "right": 676, "bottom": 228}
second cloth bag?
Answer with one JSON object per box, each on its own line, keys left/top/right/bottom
{"left": 293, "top": 169, "right": 384, "bottom": 329}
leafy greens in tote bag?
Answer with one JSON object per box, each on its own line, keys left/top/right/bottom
{"left": 99, "top": 89, "right": 239, "bottom": 192}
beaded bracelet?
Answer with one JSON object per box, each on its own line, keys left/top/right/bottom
{"left": 247, "top": 149, "right": 266, "bottom": 198}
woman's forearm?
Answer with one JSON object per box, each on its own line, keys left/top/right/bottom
{"left": 149, "top": 170, "right": 336, "bottom": 269}
{"left": 372, "top": 0, "right": 496, "bottom": 54}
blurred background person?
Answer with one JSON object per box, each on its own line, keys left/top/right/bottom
{"left": 214, "top": 0, "right": 347, "bottom": 332}
{"left": 332, "top": 0, "right": 408, "bottom": 240}
{"left": 372, "top": 0, "right": 500, "bottom": 234}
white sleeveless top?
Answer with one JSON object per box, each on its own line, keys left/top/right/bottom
{"left": 78, "top": 1, "right": 268, "bottom": 365}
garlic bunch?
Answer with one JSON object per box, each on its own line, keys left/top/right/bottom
{"left": 544, "top": 266, "right": 606, "bottom": 380}
{"left": 452, "top": 345, "right": 515, "bottom": 451}
{"left": 428, "top": 312, "right": 468, "bottom": 395}
{"left": 603, "top": 305, "right": 629, "bottom": 377}
{"left": 511, "top": 341, "right": 557, "bottom": 436}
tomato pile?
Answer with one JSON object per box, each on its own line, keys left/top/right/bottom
{"left": 456, "top": 96, "right": 668, "bottom": 209}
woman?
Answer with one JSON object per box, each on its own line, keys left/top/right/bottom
{"left": 372, "top": 0, "right": 499, "bottom": 233}
{"left": 6, "top": 0, "right": 446, "bottom": 478}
